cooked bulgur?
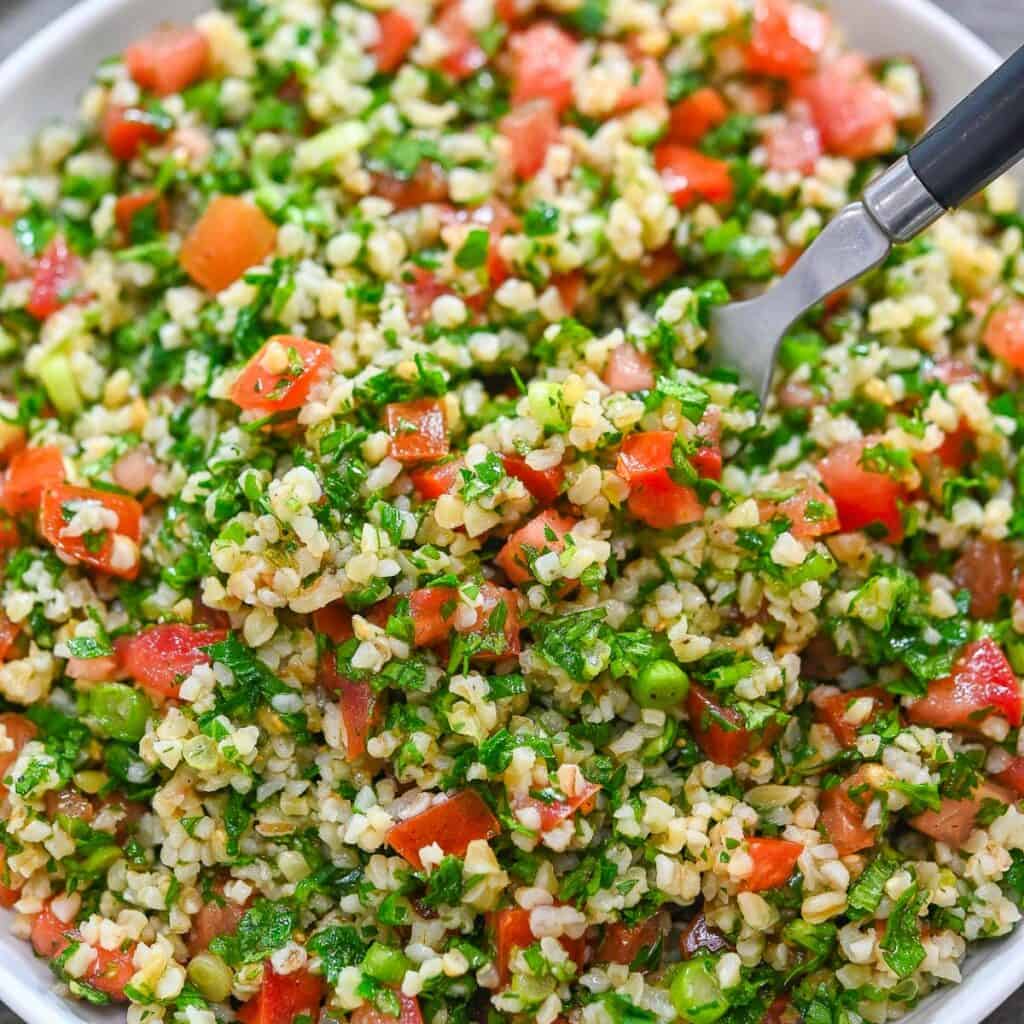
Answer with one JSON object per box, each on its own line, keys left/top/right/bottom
{"left": 2, "top": 3, "right": 1024, "bottom": 1024}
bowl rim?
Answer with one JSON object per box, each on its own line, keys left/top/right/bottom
{"left": 0, "top": 2, "right": 1017, "bottom": 1024}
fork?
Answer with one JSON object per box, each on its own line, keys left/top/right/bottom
{"left": 709, "top": 43, "right": 1024, "bottom": 408}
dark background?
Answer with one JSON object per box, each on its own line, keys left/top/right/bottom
{"left": 0, "top": 0, "right": 1020, "bottom": 1022}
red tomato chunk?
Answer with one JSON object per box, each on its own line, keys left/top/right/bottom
{"left": 387, "top": 789, "right": 501, "bottom": 869}
{"left": 820, "top": 767, "right": 876, "bottom": 856}
{"left": 117, "top": 623, "right": 226, "bottom": 699}
{"left": 496, "top": 509, "right": 577, "bottom": 585}
{"left": 237, "top": 965, "right": 324, "bottom": 1024}
{"left": 374, "top": 10, "right": 418, "bottom": 73}
{"left": 617, "top": 431, "right": 704, "bottom": 530}
{"left": 27, "top": 236, "right": 83, "bottom": 320}
{"left": 508, "top": 22, "right": 579, "bottom": 114}
{"left": 818, "top": 437, "right": 905, "bottom": 542}
{"left": 983, "top": 300, "right": 1024, "bottom": 372}
{"left": 1, "top": 445, "right": 65, "bottom": 515}
{"left": 604, "top": 344, "right": 655, "bottom": 393}
{"left": 745, "top": 0, "right": 830, "bottom": 80}
{"left": 491, "top": 907, "right": 585, "bottom": 986}
{"left": 124, "top": 25, "right": 209, "bottom": 96}
{"left": 744, "top": 838, "right": 803, "bottom": 891}
{"left": 655, "top": 145, "right": 735, "bottom": 209}
{"left": 231, "top": 336, "right": 334, "bottom": 415}
{"left": 501, "top": 453, "right": 564, "bottom": 505}
{"left": 180, "top": 196, "right": 278, "bottom": 293}
{"left": 102, "top": 104, "right": 167, "bottom": 161}
{"left": 385, "top": 398, "right": 449, "bottom": 464}
{"left": 669, "top": 87, "right": 729, "bottom": 145}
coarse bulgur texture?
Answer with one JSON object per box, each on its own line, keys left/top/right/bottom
{"left": 2, "top": 3, "right": 1024, "bottom": 1024}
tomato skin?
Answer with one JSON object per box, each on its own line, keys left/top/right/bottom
{"left": 818, "top": 438, "right": 905, "bottom": 542}
{"left": 180, "top": 196, "right": 278, "bottom": 293}
{"left": 351, "top": 995, "right": 424, "bottom": 1024}
{"left": 237, "top": 965, "right": 324, "bottom": 1024}
{"left": 374, "top": 10, "right": 418, "bottom": 73}
{"left": 317, "top": 639, "right": 378, "bottom": 761}
{"left": 765, "top": 113, "right": 822, "bottom": 172}
{"left": 0, "top": 616, "right": 19, "bottom": 662}
{"left": 0, "top": 227, "right": 29, "bottom": 280}
{"left": 511, "top": 779, "right": 600, "bottom": 832}
{"left": 0, "top": 712, "right": 38, "bottom": 798}
{"left": 509, "top": 22, "right": 579, "bottom": 114}
{"left": 438, "top": 201, "right": 519, "bottom": 287}
{"left": 1, "top": 445, "right": 65, "bottom": 515}
{"left": 820, "top": 768, "right": 876, "bottom": 856}
{"left": 909, "top": 782, "right": 1012, "bottom": 848}
{"left": 604, "top": 344, "right": 655, "bottom": 392}
{"left": 760, "top": 480, "right": 840, "bottom": 540}
{"left": 907, "top": 637, "right": 1022, "bottom": 732}
{"left": 312, "top": 601, "right": 354, "bottom": 644}
{"left": 615, "top": 58, "right": 667, "bottom": 112}
{"left": 231, "top": 336, "right": 333, "bottom": 415}
{"left": 552, "top": 271, "right": 583, "bottom": 314}
{"left": 496, "top": 509, "right": 577, "bottom": 585}
{"left": 669, "top": 87, "right": 729, "bottom": 144}
{"left": 617, "top": 431, "right": 704, "bottom": 530}
{"left": 27, "top": 236, "right": 82, "bottom": 320}
{"left": 815, "top": 686, "right": 894, "bottom": 747}
{"left": 114, "top": 190, "right": 170, "bottom": 241}
{"left": 385, "top": 398, "right": 449, "bottom": 464}
{"left": 125, "top": 25, "right": 209, "bottom": 96}
{"left": 996, "top": 757, "right": 1024, "bottom": 796}
{"left": 402, "top": 266, "right": 450, "bottom": 324}
{"left": 371, "top": 163, "right": 449, "bottom": 210}
{"left": 744, "top": 838, "right": 803, "bottom": 891}
{"left": 745, "top": 0, "right": 830, "bottom": 80}
{"left": 953, "top": 537, "right": 1015, "bottom": 619}
{"left": 595, "top": 918, "right": 663, "bottom": 967}
{"left": 102, "top": 104, "right": 167, "bottom": 161}
{"left": 491, "top": 907, "right": 585, "bottom": 986}
{"left": 692, "top": 408, "right": 723, "bottom": 481}
{"left": 410, "top": 459, "right": 463, "bottom": 500}
{"left": 436, "top": 1, "right": 486, "bottom": 80}
{"left": 502, "top": 454, "right": 563, "bottom": 505}
{"left": 500, "top": 100, "right": 560, "bottom": 179}
{"left": 39, "top": 484, "right": 143, "bottom": 580}
{"left": 795, "top": 54, "right": 896, "bottom": 159}
{"left": 387, "top": 790, "right": 501, "bottom": 870}
{"left": 687, "top": 684, "right": 754, "bottom": 767}
{"left": 984, "top": 300, "right": 1024, "bottom": 371}
{"left": 655, "top": 145, "right": 734, "bottom": 209}
{"left": 118, "top": 624, "right": 226, "bottom": 699}
{"left": 410, "top": 584, "right": 520, "bottom": 655}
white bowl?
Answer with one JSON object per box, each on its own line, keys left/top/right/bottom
{"left": 0, "top": 1, "right": 1014, "bottom": 1023}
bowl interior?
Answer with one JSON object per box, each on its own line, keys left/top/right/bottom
{"left": 0, "top": 2, "right": 1015, "bottom": 1024}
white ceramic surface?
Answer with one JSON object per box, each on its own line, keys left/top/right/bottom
{"left": 0, "top": 1, "right": 1014, "bottom": 1022}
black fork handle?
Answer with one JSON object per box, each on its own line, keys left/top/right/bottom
{"left": 908, "top": 43, "right": 1024, "bottom": 210}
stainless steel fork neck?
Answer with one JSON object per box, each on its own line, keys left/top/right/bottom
{"left": 863, "top": 155, "right": 947, "bottom": 244}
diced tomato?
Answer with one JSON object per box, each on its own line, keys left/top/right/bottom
{"left": 552, "top": 271, "right": 583, "bottom": 314}
{"left": 387, "top": 789, "right": 501, "bottom": 869}
{"left": 669, "top": 87, "right": 729, "bottom": 145}
{"left": 496, "top": 509, "right": 577, "bottom": 585}
{"left": 0, "top": 617, "right": 19, "bottom": 662}
{"left": 491, "top": 907, "right": 585, "bottom": 985}
{"left": 230, "top": 335, "right": 333, "bottom": 415}
{"left": 508, "top": 21, "right": 579, "bottom": 114}
{"left": 654, "top": 145, "right": 734, "bottom": 209}
{"left": 26, "top": 236, "right": 82, "bottom": 320}
{"left": 410, "top": 459, "right": 463, "bottom": 500}
{"left": 317, "top": 641, "right": 378, "bottom": 760}
{"left": 124, "top": 25, "right": 208, "bottom": 96}
{"left": 410, "top": 583, "right": 519, "bottom": 658}
{"left": 0, "top": 712, "right": 37, "bottom": 798}
{"left": 909, "top": 782, "right": 1013, "bottom": 848}
{"left": 402, "top": 266, "right": 450, "bottom": 324}
{"left": 760, "top": 480, "right": 840, "bottom": 540}
{"left": 500, "top": 100, "right": 560, "bottom": 180}
{"left": 186, "top": 883, "right": 251, "bottom": 955}
{"left": 795, "top": 55, "right": 896, "bottom": 159}
{"left": 952, "top": 537, "right": 1015, "bottom": 619}
{"left": 907, "top": 637, "right": 1022, "bottom": 732}
{"left": 436, "top": 1, "right": 486, "bottom": 80}
{"left": 687, "top": 684, "right": 757, "bottom": 767}
{"left": 502, "top": 454, "right": 563, "bottom": 505}
{"left": 374, "top": 10, "right": 418, "bottom": 73}
{"left": 617, "top": 431, "right": 703, "bottom": 530}
{"left": 818, "top": 437, "right": 905, "bottom": 542}
{"left": 820, "top": 768, "right": 876, "bottom": 856}
{"left": 385, "top": 398, "right": 449, "bottom": 464}
{"left": 983, "top": 300, "right": 1024, "bottom": 371}
{"left": 117, "top": 623, "right": 226, "bottom": 699}
{"left": 0, "top": 227, "right": 29, "bottom": 280}
{"left": 312, "top": 601, "right": 354, "bottom": 644}
{"left": 744, "top": 837, "right": 803, "bottom": 891}
{"left": 439, "top": 201, "right": 519, "bottom": 286}
{"left": 928, "top": 420, "right": 975, "bottom": 473}
{"left": 815, "top": 686, "right": 894, "bottom": 747}
{"left": 511, "top": 778, "right": 600, "bottom": 832}
{"left": 180, "top": 196, "right": 278, "bottom": 293}
{"left": 114, "top": 190, "right": 170, "bottom": 242}
{"left": 31, "top": 904, "right": 73, "bottom": 957}
{"left": 604, "top": 344, "right": 655, "bottom": 392}
{"left": 102, "top": 104, "right": 167, "bottom": 161}
{"left": 1, "top": 445, "right": 65, "bottom": 515}
{"left": 371, "top": 163, "right": 449, "bottom": 210}
{"left": 237, "top": 965, "right": 324, "bottom": 1024}
{"left": 595, "top": 918, "right": 663, "bottom": 967}
{"left": 640, "top": 245, "right": 682, "bottom": 289}
{"left": 996, "top": 757, "right": 1024, "bottom": 796}
{"left": 691, "top": 408, "right": 723, "bottom": 481}
{"left": 765, "top": 113, "right": 823, "bottom": 173}
{"left": 39, "top": 484, "right": 143, "bottom": 580}
{"left": 465, "top": 583, "right": 520, "bottom": 660}
{"left": 616, "top": 58, "right": 666, "bottom": 112}
{"left": 351, "top": 995, "right": 424, "bottom": 1024}
{"left": 45, "top": 787, "right": 95, "bottom": 821}
{"left": 745, "top": 0, "right": 830, "bottom": 80}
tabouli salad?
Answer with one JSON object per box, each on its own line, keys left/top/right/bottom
{"left": 2, "top": 3, "right": 1024, "bottom": 1024}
